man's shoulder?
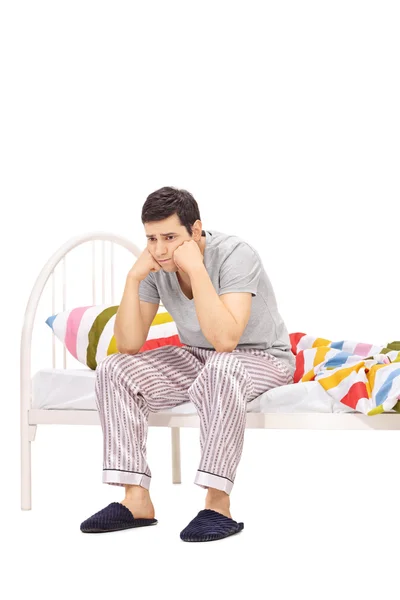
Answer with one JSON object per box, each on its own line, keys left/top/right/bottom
{"left": 207, "top": 229, "right": 260, "bottom": 260}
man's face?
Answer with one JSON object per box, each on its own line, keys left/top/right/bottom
{"left": 144, "top": 214, "right": 196, "bottom": 272}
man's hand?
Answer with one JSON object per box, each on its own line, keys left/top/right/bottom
{"left": 173, "top": 240, "right": 204, "bottom": 275}
{"left": 128, "top": 248, "right": 162, "bottom": 282}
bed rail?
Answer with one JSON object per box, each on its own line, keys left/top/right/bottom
{"left": 20, "top": 232, "right": 142, "bottom": 509}
{"left": 21, "top": 231, "right": 141, "bottom": 377}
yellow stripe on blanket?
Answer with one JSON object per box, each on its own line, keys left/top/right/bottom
{"left": 302, "top": 369, "right": 316, "bottom": 382}
{"left": 368, "top": 405, "right": 385, "bottom": 416}
{"left": 314, "top": 346, "right": 331, "bottom": 366}
{"left": 312, "top": 337, "right": 331, "bottom": 347}
{"left": 318, "top": 361, "right": 366, "bottom": 391}
{"left": 301, "top": 347, "right": 332, "bottom": 382}
{"left": 368, "top": 363, "right": 390, "bottom": 394}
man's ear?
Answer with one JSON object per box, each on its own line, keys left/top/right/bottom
{"left": 191, "top": 220, "right": 202, "bottom": 241}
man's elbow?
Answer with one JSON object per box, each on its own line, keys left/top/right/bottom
{"left": 116, "top": 344, "right": 140, "bottom": 355}
{"left": 214, "top": 338, "right": 238, "bottom": 353}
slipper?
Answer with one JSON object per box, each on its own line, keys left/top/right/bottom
{"left": 180, "top": 509, "right": 244, "bottom": 542}
{"left": 80, "top": 502, "right": 158, "bottom": 533}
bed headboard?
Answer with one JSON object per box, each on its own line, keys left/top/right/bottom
{"left": 21, "top": 232, "right": 142, "bottom": 391}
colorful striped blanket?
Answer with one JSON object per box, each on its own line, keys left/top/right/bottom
{"left": 289, "top": 333, "right": 400, "bottom": 415}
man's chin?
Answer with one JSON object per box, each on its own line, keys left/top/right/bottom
{"left": 160, "top": 262, "right": 178, "bottom": 271}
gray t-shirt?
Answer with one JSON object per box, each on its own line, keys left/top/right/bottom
{"left": 139, "top": 229, "right": 295, "bottom": 377}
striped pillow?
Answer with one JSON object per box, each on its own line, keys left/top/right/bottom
{"left": 45, "top": 304, "right": 182, "bottom": 369}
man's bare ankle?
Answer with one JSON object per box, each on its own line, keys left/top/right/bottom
{"left": 124, "top": 484, "right": 151, "bottom": 500}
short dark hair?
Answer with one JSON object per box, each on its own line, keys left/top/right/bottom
{"left": 141, "top": 186, "right": 203, "bottom": 237}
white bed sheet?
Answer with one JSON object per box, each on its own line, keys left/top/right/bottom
{"left": 31, "top": 368, "right": 355, "bottom": 414}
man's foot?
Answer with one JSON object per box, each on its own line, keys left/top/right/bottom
{"left": 120, "top": 496, "right": 155, "bottom": 520}
{"left": 204, "top": 503, "right": 232, "bottom": 519}
{"left": 80, "top": 502, "right": 158, "bottom": 533}
{"left": 120, "top": 485, "right": 156, "bottom": 519}
{"left": 180, "top": 509, "right": 244, "bottom": 542}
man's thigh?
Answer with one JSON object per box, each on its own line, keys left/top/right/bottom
{"left": 98, "top": 344, "right": 204, "bottom": 401}
{"left": 230, "top": 349, "right": 292, "bottom": 401}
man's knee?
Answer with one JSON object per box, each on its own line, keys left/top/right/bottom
{"left": 205, "top": 351, "right": 243, "bottom": 371}
{"left": 191, "top": 352, "right": 247, "bottom": 390}
{"left": 96, "top": 352, "right": 139, "bottom": 382}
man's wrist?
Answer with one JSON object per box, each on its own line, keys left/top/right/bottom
{"left": 188, "top": 263, "right": 206, "bottom": 280}
{"left": 127, "top": 272, "right": 141, "bottom": 285}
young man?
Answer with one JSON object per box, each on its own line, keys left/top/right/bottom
{"left": 80, "top": 186, "right": 295, "bottom": 542}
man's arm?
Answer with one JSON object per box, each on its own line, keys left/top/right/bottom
{"left": 114, "top": 274, "right": 158, "bottom": 354}
{"left": 114, "top": 250, "right": 161, "bottom": 353}
{"left": 189, "top": 264, "right": 252, "bottom": 352}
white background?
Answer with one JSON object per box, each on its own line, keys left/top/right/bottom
{"left": 1, "top": 1, "right": 400, "bottom": 598}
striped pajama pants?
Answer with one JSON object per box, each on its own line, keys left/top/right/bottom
{"left": 94, "top": 344, "right": 293, "bottom": 495}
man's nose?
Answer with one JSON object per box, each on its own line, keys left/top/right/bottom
{"left": 156, "top": 242, "right": 167, "bottom": 256}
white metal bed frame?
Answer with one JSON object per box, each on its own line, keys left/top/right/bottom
{"left": 20, "top": 232, "right": 400, "bottom": 510}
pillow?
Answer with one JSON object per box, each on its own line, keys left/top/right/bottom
{"left": 45, "top": 304, "right": 182, "bottom": 370}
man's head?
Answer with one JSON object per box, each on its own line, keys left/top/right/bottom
{"left": 141, "top": 186, "right": 204, "bottom": 272}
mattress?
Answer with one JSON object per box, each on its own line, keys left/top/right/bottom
{"left": 31, "top": 368, "right": 355, "bottom": 414}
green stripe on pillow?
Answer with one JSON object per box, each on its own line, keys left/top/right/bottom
{"left": 87, "top": 306, "right": 119, "bottom": 370}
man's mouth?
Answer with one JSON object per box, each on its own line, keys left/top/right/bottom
{"left": 159, "top": 259, "right": 171, "bottom": 263}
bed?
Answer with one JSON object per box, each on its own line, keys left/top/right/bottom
{"left": 20, "top": 232, "right": 400, "bottom": 511}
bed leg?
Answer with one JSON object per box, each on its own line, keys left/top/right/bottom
{"left": 21, "top": 422, "right": 36, "bottom": 510}
{"left": 171, "top": 427, "right": 181, "bottom": 484}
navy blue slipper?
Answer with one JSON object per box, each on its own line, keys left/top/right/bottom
{"left": 180, "top": 509, "right": 244, "bottom": 542}
{"left": 80, "top": 502, "right": 158, "bottom": 533}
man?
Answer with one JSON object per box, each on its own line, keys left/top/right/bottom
{"left": 80, "top": 186, "right": 295, "bottom": 542}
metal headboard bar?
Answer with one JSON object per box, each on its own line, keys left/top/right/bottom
{"left": 21, "top": 231, "right": 142, "bottom": 394}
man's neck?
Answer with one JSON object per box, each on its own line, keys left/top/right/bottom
{"left": 199, "top": 234, "right": 206, "bottom": 255}
{"left": 177, "top": 270, "right": 190, "bottom": 286}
